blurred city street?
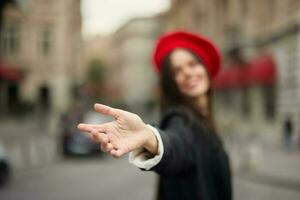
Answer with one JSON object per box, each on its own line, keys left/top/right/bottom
{"left": 234, "top": 146, "right": 300, "bottom": 200}
{"left": 0, "top": 156, "right": 157, "bottom": 200}
{"left": 0, "top": 153, "right": 300, "bottom": 200}
{"left": 0, "top": 116, "right": 60, "bottom": 171}
{"left": 1, "top": 115, "right": 300, "bottom": 199}
{"left": 1, "top": 0, "right": 300, "bottom": 199}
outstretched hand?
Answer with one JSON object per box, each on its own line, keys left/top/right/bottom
{"left": 77, "top": 104, "right": 158, "bottom": 158}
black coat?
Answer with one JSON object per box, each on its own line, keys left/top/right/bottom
{"left": 149, "top": 108, "right": 232, "bottom": 200}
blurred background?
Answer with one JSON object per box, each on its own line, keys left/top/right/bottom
{"left": 0, "top": 0, "right": 300, "bottom": 199}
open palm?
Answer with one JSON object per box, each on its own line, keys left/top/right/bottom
{"left": 77, "top": 104, "right": 153, "bottom": 157}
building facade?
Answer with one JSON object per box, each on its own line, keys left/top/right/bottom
{"left": 164, "top": 0, "right": 300, "bottom": 146}
{"left": 106, "top": 17, "right": 163, "bottom": 120}
{"left": 0, "top": 0, "right": 83, "bottom": 170}
{"left": 0, "top": 0, "right": 83, "bottom": 121}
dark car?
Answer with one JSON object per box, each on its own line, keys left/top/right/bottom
{"left": 0, "top": 143, "right": 11, "bottom": 188}
{"left": 62, "top": 111, "right": 112, "bottom": 156}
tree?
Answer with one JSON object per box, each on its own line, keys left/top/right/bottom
{"left": 87, "top": 59, "right": 105, "bottom": 83}
{"left": 85, "top": 59, "right": 106, "bottom": 99}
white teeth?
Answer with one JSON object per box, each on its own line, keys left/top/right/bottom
{"left": 186, "top": 78, "right": 202, "bottom": 88}
{"left": 188, "top": 80, "right": 199, "bottom": 85}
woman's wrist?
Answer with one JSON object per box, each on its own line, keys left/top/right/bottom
{"left": 143, "top": 125, "right": 159, "bottom": 155}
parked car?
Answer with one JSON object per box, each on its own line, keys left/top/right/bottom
{"left": 0, "top": 142, "right": 11, "bottom": 188}
{"left": 62, "top": 111, "right": 112, "bottom": 156}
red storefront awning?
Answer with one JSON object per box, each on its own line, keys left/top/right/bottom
{"left": 213, "top": 55, "right": 276, "bottom": 89}
{"left": 213, "top": 64, "right": 249, "bottom": 89}
{"left": 0, "top": 60, "right": 23, "bottom": 82}
{"left": 247, "top": 55, "right": 276, "bottom": 85}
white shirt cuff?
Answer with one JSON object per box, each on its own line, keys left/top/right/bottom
{"left": 128, "top": 125, "right": 164, "bottom": 170}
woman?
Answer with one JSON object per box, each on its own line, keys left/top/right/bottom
{"left": 78, "top": 31, "right": 232, "bottom": 200}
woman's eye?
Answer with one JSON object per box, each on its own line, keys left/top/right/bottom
{"left": 189, "top": 61, "right": 197, "bottom": 67}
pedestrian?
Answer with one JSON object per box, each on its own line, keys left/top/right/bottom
{"left": 78, "top": 31, "right": 232, "bottom": 200}
{"left": 283, "top": 117, "right": 293, "bottom": 151}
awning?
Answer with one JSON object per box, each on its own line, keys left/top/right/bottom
{"left": 0, "top": 60, "right": 23, "bottom": 82}
{"left": 247, "top": 55, "right": 276, "bottom": 85}
{"left": 213, "top": 64, "right": 248, "bottom": 89}
{"left": 213, "top": 55, "right": 276, "bottom": 89}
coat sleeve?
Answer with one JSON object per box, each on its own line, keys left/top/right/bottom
{"left": 148, "top": 110, "right": 197, "bottom": 175}
{"left": 128, "top": 125, "right": 164, "bottom": 170}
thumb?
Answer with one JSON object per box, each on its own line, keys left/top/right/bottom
{"left": 94, "top": 103, "right": 120, "bottom": 119}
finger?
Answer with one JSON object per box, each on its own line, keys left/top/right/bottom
{"left": 77, "top": 123, "right": 94, "bottom": 132}
{"left": 110, "top": 149, "right": 124, "bottom": 158}
{"left": 94, "top": 103, "right": 120, "bottom": 119}
{"left": 106, "top": 143, "right": 114, "bottom": 151}
{"left": 85, "top": 130, "right": 101, "bottom": 142}
{"left": 91, "top": 129, "right": 108, "bottom": 144}
{"left": 101, "top": 142, "right": 114, "bottom": 152}
{"left": 78, "top": 123, "right": 107, "bottom": 133}
{"left": 84, "top": 131, "right": 100, "bottom": 143}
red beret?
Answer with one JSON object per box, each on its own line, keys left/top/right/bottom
{"left": 152, "top": 31, "right": 221, "bottom": 79}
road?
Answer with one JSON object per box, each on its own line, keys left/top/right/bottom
{"left": 0, "top": 155, "right": 157, "bottom": 200}
{"left": 1, "top": 155, "right": 300, "bottom": 200}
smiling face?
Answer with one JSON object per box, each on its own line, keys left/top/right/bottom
{"left": 170, "top": 48, "right": 210, "bottom": 99}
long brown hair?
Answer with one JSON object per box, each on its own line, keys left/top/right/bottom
{"left": 159, "top": 49, "right": 219, "bottom": 137}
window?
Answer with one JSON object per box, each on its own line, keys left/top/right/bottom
{"left": 222, "top": 89, "right": 234, "bottom": 109}
{"left": 40, "top": 28, "right": 52, "bottom": 56}
{"left": 287, "top": 0, "right": 300, "bottom": 16}
{"left": 0, "top": 25, "right": 20, "bottom": 56}
{"left": 241, "top": 0, "right": 249, "bottom": 19}
{"left": 263, "top": 85, "right": 276, "bottom": 120}
{"left": 39, "top": 85, "right": 51, "bottom": 110}
{"left": 16, "top": 0, "right": 29, "bottom": 11}
{"left": 241, "top": 87, "right": 250, "bottom": 118}
{"left": 7, "top": 82, "right": 20, "bottom": 114}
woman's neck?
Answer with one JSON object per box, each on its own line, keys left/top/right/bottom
{"left": 194, "top": 94, "right": 209, "bottom": 116}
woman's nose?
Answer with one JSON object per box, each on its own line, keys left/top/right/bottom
{"left": 182, "top": 67, "right": 193, "bottom": 77}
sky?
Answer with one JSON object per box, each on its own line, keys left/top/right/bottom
{"left": 81, "top": 0, "right": 170, "bottom": 38}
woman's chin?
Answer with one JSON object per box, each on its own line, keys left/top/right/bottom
{"left": 183, "top": 87, "right": 208, "bottom": 98}
{"left": 184, "top": 91, "right": 204, "bottom": 98}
